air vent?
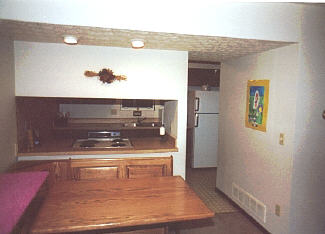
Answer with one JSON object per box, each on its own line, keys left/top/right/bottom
{"left": 257, "top": 202, "right": 267, "bottom": 223}
{"left": 232, "top": 183, "right": 266, "bottom": 223}
{"left": 232, "top": 183, "right": 239, "bottom": 199}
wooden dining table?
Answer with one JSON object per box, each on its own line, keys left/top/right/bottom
{"left": 30, "top": 176, "right": 214, "bottom": 233}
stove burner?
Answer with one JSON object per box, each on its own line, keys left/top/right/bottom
{"left": 73, "top": 137, "right": 133, "bottom": 149}
{"left": 111, "top": 143, "right": 127, "bottom": 147}
{"left": 112, "top": 138, "right": 125, "bottom": 143}
{"left": 79, "top": 140, "right": 100, "bottom": 148}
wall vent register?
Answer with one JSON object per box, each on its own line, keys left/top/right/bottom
{"left": 232, "top": 183, "right": 266, "bottom": 223}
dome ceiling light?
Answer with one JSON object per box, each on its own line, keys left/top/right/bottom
{"left": 131, "top": 39, "right": 145, "bottom": 49}
{"left": 63, "top": 35, "right": 78, "bottom": 45}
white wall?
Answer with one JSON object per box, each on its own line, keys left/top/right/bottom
{"left": 14, "top": 42, "right": 188, "bottom": 177}
{"left": 289, "top": 5, "right": 325, "bottom": 234}
{"left": 15, "top": 42, "right": 186, "bottom": 100}
{"left": 0, "top": 1, "right": 300, "bottom": 42}
{"left": 164, "top": 101, "right": 178, "bottom": 138}
{"left": 217, "top": 44, "right": 299, "bottom": 234}
{"left": 0, "top": 37, "right": 17, "bottom": 172}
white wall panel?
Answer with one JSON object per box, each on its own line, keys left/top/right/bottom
{"left": 14, "top": 42, "right": 186, "bottom": 99}
{"left": 217, "top": 44, "right": 299, "bottom": 234}
{"left": 289, "top": 5, "right": 325, "bottom": 234}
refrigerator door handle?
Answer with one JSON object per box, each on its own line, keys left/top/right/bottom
{"left": 195, "top": 97, "right": 200, "bottom": 112}
{"left": 195, "top": 113, "right": 199, "bottom": 127}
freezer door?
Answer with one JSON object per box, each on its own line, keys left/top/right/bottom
{"left": 187, "top": 91, "right": 196, "bottom": 128}
{"left": 195, "top": 91, "right": 219, "bottom": 113}
{"left": 192, "top": 114, "right": 218, "bottom": 168}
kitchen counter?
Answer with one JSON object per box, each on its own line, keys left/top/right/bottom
{"left": 17, "top": 136, "right": 178, "bottom": 157}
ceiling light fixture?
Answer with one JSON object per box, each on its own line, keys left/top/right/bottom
{"left": 131, "top": 39, "right": 145, "bottom": 49}
{"left": 63, "top": 35, "right": 78, "bottom": 45}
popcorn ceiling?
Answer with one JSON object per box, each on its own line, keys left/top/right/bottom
{"left": 0, "top": 19, "right": 293, "bottom": 62}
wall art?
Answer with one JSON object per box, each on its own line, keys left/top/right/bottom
{"left": 84, "top": 68, "right": 127, "bottom": 84}
{"left": 245, "top": 80, "right": 269, "bottom": 132}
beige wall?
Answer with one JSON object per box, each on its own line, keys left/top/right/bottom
{"left": 217, "top": 44, "right": 299, "bottom": 234}
{"left": 289, "top": 5, "right": 325, "bottom": 234}
{"left": 0, "top": 37, "right": 17, "bottom": 172}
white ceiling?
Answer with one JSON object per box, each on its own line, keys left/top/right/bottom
{"left": 0, "top": 19, "right": 293, "bottom": 62}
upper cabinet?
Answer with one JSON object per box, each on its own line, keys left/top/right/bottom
{"left": 188, "top": 61, "right": 220, "bottom": 87}
{"left": 188, "top": 68, "right": 220, "bottom": 87}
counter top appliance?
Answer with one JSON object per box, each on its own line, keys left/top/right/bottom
{"left": 73, "top": 131, "right": 133, "bottom": 149}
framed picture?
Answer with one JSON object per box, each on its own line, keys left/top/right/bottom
{"left": 245, "top": 80, "right": 269, "bottom": 132}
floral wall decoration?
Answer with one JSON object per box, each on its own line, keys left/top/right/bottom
{"left": 84, "top": 68, "right": 127, "bottom": 84}
{"left": 245, "top": 80, "right": 269, "bottom": 132}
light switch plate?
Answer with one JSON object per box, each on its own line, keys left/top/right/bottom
{"left": 279, "top": 133, "right": 284, "bottom": 145}
{"left": 275, "top": 204, "right": 281, "bottom": 216}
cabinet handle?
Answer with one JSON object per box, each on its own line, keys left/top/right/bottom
{"left": 195, "top": 98, "right": 200, "bottom": 112}
{"left": 194, "top": 114, "right": 199, "bottom": 127}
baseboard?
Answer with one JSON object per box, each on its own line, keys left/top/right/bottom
{"left": 215, "top": 187, "right": 270, "bottom": 234}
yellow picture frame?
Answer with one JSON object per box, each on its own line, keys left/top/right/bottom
{"left": 245, "top": 80, "right": 269, "bottom": 132}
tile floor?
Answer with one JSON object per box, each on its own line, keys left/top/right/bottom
{"left": 186, "top": 168, "right": 238, "bottom": 214}
{"left": 168, "top": 168, "right": 269, "bottom": 234}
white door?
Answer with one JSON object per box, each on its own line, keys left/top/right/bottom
{"left": 192, "top": 114, "right": 218, "bottom": 168}
{"left": 195, "top": 91, "right": 219, "bottom": 113}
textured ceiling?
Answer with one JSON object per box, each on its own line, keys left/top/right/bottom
{"left": 0, "top": 19, "right": 293, "bottom": 62}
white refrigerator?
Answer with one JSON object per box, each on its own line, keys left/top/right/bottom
{"left": 188, "top": 90, "right": 219, "bottom": 168}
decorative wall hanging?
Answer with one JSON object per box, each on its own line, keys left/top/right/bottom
{"left": 245, "top": 80, "right": 269, "bottom": 132}
{"left": 84, "top": 68, "right": 127, "bottom": 84}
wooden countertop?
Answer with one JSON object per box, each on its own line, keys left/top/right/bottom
{"left": 30, "top": 176, "right": 214, "bottom": 233}
{"left": 17, "top": 136, "right": 178, "bottom": 157}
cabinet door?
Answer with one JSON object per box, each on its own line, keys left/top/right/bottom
{"left": 125, "top": 157, "right": 173, "bottom": 179}
{"left": 74, "top": 166, "right": 119, "bottom": 181}
{"left": 126, "top": 165, "right": 166, "bottom": 179}
{"left": 188, "top": 68, "right": 220, "bottom": 87}
{"left": 70, "top": 159, "right": 123, "bottom": 181}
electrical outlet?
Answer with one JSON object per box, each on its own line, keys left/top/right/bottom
{"left": 275, "top": 204, "right": 281, "bottom": 216}
{"left": 133, "top": 111, "right": 142, "bottom": 116}
{"left": 279, "top": 133, "right": 284, "bottom": 145}
{"left": 14, "top": 143, "right": 18, "bottom": 156}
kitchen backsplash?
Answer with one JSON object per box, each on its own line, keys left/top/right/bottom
{"left": 59, "top": 104, "right": 163, "bottom": 119}
{"left": 16, "top": 97, "right": 176, "bottom": 150}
